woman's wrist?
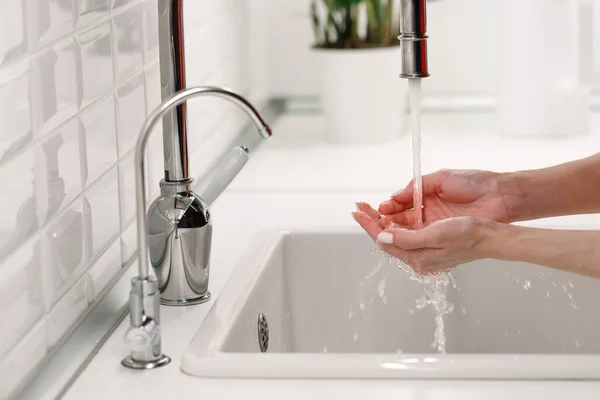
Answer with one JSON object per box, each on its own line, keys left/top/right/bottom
{"left": 496, "top": 171, "right": 529, "bottom": 223}
{"left": 474, "top": 219, "right": 514, "bottom": 260}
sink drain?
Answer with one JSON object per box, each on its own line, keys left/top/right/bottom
{"left": 257, "top": 313, "right": 269, "bottom": 352}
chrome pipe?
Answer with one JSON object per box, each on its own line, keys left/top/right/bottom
{"left": 158, "top": 0, "right": 189, "bottom": 182}
{"left": 399, "top": 0, "right": 430, "bottom": 78}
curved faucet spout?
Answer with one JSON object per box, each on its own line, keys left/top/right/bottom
{"left": 135, "top": 86, "right": 271, "bottom": 280}
{"left": 122, "top": 85, "right": 271, "bottom": 370}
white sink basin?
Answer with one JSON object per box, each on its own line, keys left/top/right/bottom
{"left": 182, "top": 227, "right": 600, "bottom": 380}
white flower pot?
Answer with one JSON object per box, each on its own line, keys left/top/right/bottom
{"left": 312, "top": 46, "right": 407, "bottom": 144}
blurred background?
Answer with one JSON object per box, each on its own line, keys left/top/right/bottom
{"left": 1, "top": 1, "right": 600, "bottom": 398}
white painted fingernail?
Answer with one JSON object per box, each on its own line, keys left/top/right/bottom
{"left": 391, "top": 189, "right": 403, "bottom": 197}
{"left": 377, "top": 232, "right": 394, "bottom": 244}
{"left": 355, "top": 202, "right": 361, "bottom": 211}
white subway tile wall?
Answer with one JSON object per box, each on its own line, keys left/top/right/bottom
{"left": 0, "top": 0, "right": 256, "bottom": 397}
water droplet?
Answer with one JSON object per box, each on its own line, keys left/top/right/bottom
{"left": 460, "top": 305, "right": 467, "bottom": 315}
{"left": 353, "top": 333, "right": 359, "bottom": 341}
{"left": 323, "top": 346, "right": 328, "bottom": 353}
{"left": 570, "top": 300, "right": 578, "bottom": 309}
{"left": 546, "top": 291, "right": 550, "bottom": 298}
{"left": 552, "top": 282, "right": 557, "bottom": 287}
{"left": 378, "top": 279, "right": 386, "bottom": 298}
{"left": 505, "top": 330, "right": 509, "bottom": 337}
{"left": 449, "top": 273, "right": 458, "bottom": 289}
{"left": 575, "top": 340, "right": 580, "bottom": 348}
{"left": 515, "top": 277, "right": 520, "bottom": 283}
{"left": 348, "top": 307, "right": 354, "bottom": 319}
{"left": 408, "top": 308, "right": 415, "bottom": 315}
{"left": 523, "top": 280, "right": 531, "bottom": 290}
{"left": 359, "top": 302, "right": 365, "bottom": 311}
{"left": 562, "top": 284, "right": 568, "bottom": 292}
{"left": 568, "top": 279, "right": 574, "bottom": 288}
{"left": 476, "top": 318, "right": 481, "bottom": 325}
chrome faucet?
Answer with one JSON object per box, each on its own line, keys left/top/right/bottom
{"left": 120, "top": 0, "right": 273, "bottom": 369}
{"left": 147, "top": 1, "right": 271, "bottom": 306}
{"left": 122, "top": 87, "right": 271, "bottom": 369}
{"left": 399, "top": 0, "right": 430, "bottom": 79}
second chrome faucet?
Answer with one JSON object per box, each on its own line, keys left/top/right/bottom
{"left": 147, "top": 87, "right": 271, "bottom": 306}
{"left": 151, "top": 0, "right": 272, "bottom": 306}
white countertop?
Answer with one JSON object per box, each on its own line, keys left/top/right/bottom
{"left": 63, "top": 112, "right": 600, "bottom": 400}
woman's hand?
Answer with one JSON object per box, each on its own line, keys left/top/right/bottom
{"left": 353, "top": 203, "right": 496, "bottom": 274}
{"left": 378, "top": 169, "right": 522, "bottom": 229}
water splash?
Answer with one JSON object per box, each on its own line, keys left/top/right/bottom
{"left": 391, "top": 255, "right": 455, "bottom": 353}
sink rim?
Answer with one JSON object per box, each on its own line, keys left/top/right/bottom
{"left": 181, "top": 226, "right": 600, "bottom": 380}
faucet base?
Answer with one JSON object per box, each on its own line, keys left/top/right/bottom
{"left": 161, "top": 291, "right": 211, "bottom": 307}
{"left": 121, "top": 354, "right": 171, "bottom": 370}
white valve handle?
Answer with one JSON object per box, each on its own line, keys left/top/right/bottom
{"left": 200, "top": 146, "right": 250, "bottom": 206}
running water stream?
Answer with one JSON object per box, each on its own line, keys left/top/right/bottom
{"left": 396, "top": 79, "right": 455, "bottom": 353}
{"left": 409, "top": 79, "right": 424, "bottom": 228}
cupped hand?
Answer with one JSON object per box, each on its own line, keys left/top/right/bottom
{"left": 378, "top": 169, "right": 520, "bottom": 229}
{"left": 353, "top": 205, "right": 496, "bottom": 274}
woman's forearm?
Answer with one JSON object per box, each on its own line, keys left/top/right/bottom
{"left": 502, "top": 152, "right": 600, "bottom": 222}
{"left": 482, "top": 222, "right": 600, "bottom": 278}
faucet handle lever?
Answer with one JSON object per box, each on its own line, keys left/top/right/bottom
{"left": 199, "top": 146, "right": 250, "bottom": 206}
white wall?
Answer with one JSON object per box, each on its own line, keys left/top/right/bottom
{"left": 0, "top": 1, "right": 255, "bottom": 398}
{"left": 249, "top": 0, "right": 501, "bottom": 99}
{"left": 249, "top": 0, "right": 600, "bottom": 100}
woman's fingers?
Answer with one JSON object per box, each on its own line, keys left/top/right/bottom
{"left": 382, "top": 170, "right": 450, "bottom": 214}
{"left": 377, "top": 226, "right": 439, "bottom": 250}
{"left": 378, "top": 210, "right": 418, "bottom": 228}
{"left": 352, "top": 211, "right": 383, "bottom": 242}
{"left": 355, "top": 202, "right": 381, "bottom": 221}
{"left": 388, "top": 180, "right": 415, "bottom": 204}
{"left": 378, "top": 199, "right": 411, "bottom": 215}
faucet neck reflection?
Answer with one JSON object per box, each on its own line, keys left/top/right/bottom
{"left": 158, "top": 0, "right": 189, "bottom": 182}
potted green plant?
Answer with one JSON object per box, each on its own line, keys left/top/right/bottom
{"left": 310, "top": 0, "right": 407, "bottom": 144}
